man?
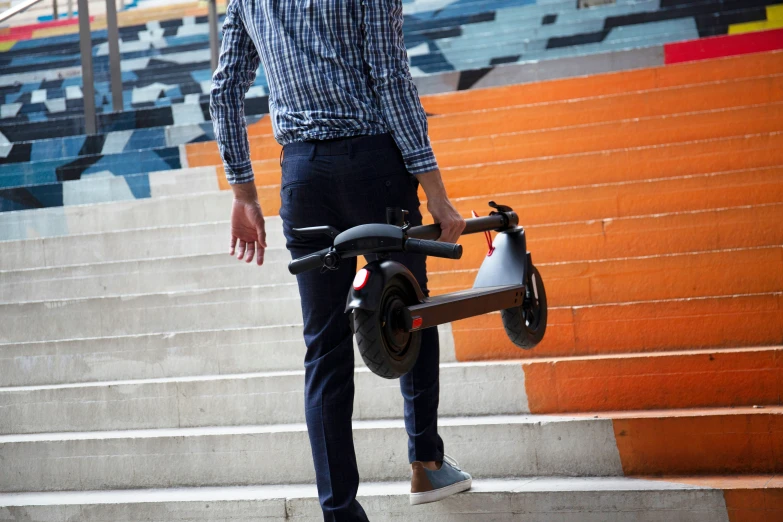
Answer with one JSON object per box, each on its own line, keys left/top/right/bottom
{"left": 210, "top": 1, "right": 469, "bottom": 520}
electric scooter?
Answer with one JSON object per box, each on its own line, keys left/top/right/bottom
{"left": 287, "top": 202, "right": 547, "bottom": 379}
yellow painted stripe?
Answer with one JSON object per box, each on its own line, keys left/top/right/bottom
{"left": 729, "top": 4, "right": 783, "bottom": 34}
{"left": 730, "top": 19, "right": 783, "bottom": 34}
{"left": 0, "top": 40, "right": 15, "bottom": 52}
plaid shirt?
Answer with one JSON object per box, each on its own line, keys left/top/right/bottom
{"left": 210, "top": 0, "right": 438, "bottom": 185}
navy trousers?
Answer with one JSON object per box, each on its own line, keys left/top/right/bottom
{"left": 279, "top": 133, "right": 444, "bottom": 522}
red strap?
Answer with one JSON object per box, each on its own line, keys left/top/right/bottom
{"left": 472, "top": 210, "right": 495, "bottom": 257}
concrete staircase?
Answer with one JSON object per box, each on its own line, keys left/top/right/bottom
{"left": 1, "top": 18, "right": 783, "bottom": 522}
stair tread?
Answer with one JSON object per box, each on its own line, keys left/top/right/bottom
{"left": 0, "top": 476, "right": 749, "bottom": 506}
{"left": 3, "top": 407, "right": 779, "bottom": 444}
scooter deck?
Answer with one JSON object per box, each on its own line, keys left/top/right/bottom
{"left": 402, "top": 284, "right": 526, "bottom": 331}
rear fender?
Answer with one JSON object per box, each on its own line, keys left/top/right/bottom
{"left": 345, "top": 259, "right": 424, "bottom": 313}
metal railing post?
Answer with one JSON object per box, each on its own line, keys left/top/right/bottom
{"left": 0, "top": 0, "right": 47, "bottom": 24}
{"left": 77, "top": 0, "right": 97, "bottom": 134}
{"left": 208, "top": 0, "right": 219, "bottom": 72}
{"left": 67, "top": 0, "right": 72, "bottom": 18}
{"left": 105, "top": 0, "right": 123, "bottom": 112}
{"left": 52, "top": 0, "right": 58, "bottom": 20}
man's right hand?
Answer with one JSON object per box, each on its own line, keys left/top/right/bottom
{"left": 230, "top": 181, "right": 267, "bottom": 266}
{"left": 417, "top": 169, "right": 466, "bottom": 244}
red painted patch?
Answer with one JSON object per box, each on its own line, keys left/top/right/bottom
{"left": 0, "top": 17, "right": 91, "bottom": 42}
{"left": 665, "top": 28, "right": 783, "bottom": 64}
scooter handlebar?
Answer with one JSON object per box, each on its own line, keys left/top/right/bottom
{"left": 288, "top": 248, "right": 329, "bottom": 275}
{"left": 407, "top": 212, "right": 518, "bottom": 240}
{"left": 405, "top": 238, "right": 463, "bottom": 259}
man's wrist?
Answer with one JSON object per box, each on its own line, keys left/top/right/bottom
{"left": 416, "top": 168, "right": 449, "bottom": 201}
{"left": 232, "top": 181, "right": 259, "bottom": 203}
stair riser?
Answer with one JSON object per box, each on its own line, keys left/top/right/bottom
{"left": 0, "top": 254, "right": 294, "bottom": 304}
{"left": 0, "top": 489, "right": 731, "bottom": 522}
{"left": 0, "top": 419, "right": 623, "bottom": 492}
{"left": 431, "top": 247, "right": 783, "bottom": 306}
{"left": 522, "top": 348, "right": 783, "bottom": 413}
{"left": 0, "top": 323, "right": 457, "bottom": 387}
{"left": 454, "top": 294, "right": 783, "bottom": 361}
{"left": 0, "top": 364, "right": 526, "bottom": 434}
{"left": 0, "top": 292, "right": 303, "bottom": 344}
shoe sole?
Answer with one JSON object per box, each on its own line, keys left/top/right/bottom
{"left": 409, "top": 477, "right": 472, "bottom": 506}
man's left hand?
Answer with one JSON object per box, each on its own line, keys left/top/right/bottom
{"left": 230, "top": 181, "right": 267, "bottom": 266}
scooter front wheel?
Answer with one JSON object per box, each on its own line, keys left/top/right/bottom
{"left": 501, "top": 265, "right": 547, "bottom": 349}
{"left": 353, "top": 277, "right": 422, "bottom": 379}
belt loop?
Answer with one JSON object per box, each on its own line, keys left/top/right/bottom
{"left": 308, "top": 143, "right": 317, "bottom": 161}
{"left": 348, "top": 139, "right": 354, "bottom": 160}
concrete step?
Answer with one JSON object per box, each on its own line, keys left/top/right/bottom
{"left": 5, "top": 129, "right": 782, "bottom": 240}
{"left": 520, "top": 346, "right": 783, "bottom": 413}
{"left": 4, "top": 251, "right": 782, "bottom": 345}
{"left": 431, "top": 246, "right": 783, "bottom": 306}
{"left": 455, "top": 292, "right": 783, "bottom": 361}
{"left": 0, "top": 284, "right": 305, "bottom": 344}
{"left": 431, "top": 202, "right": 783, "bottom": 274}
{"left": 0, "top": 415, "right": 625, "bottom": 492}
{"left": 419, "top": 50, "right": 783, "bottom": 115}
{"left": 445, "top": 166, "right": 783, "bottom": 225}
{"left": 0, "top": 324, "right": 457, "bottom": 388}
{"left": 427, "top": 74, "right": 783, "bottom": 141}
{"left": 184, "top": 102, "right": 783, "bottom": 168}
{"left": 5, "top": 345, "right": 782, "bottom": 435}
{"left": 222, "top": 133, "right": 783, "bottom": 222}
{"left": 0, "top": 190, "right": 233, "bottom": 244}
{"left": 227, "top": 73, "right": 783, "bottom": 142}
{"left": 0, "top": 251, "right": 294, "bottom": 304}
{"left": 4, "top": 241, "right": 780, "bottom": 309}
{"left": 0, "top": 477, "right": 738, "bottom": 522}
{"left": 0, "top": 361, "right": 525, "bottom": 434}
{"left": 224, "top": 130, "right": 783, "bottom": 201}
{"left": 4, "top": 171, "right": 783, "bottom": 271}
{"left": 3, "top": 408, "right": 780, "bottom": 493}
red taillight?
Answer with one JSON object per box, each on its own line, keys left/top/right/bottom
{"left": 353, "top": 269, "right": 370, "bottom": 290}
{"left": 411, "top": 316, "right": 423, "bottom": 330}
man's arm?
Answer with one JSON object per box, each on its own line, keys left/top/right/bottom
{"left": 210, "top": 2, "right": 266, "bottom": 265}
{"left": 211, "top": 1, "right": 260, "bottom": 185}
{"left": 361, "top": 0, "right": 465, "bottom": 243}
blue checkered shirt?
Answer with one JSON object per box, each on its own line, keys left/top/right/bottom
{"left": 210, "top": 0, "right": 438, "bottom": 185}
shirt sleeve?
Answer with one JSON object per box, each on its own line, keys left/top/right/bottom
{"left": 210, "top": 2, "right": 261, "bottom": 185}
{"left": 361, "top": 0, "right": 438, "bottom": 175}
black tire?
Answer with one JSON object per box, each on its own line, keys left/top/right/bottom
{"left": 353, "top": 277, "right": 422, "bottom": 379}
{"left": 501, "top": 265, "right": 547, "bottom": 349}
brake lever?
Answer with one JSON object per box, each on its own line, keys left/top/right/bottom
{"left": 488, "top": 201, "right": 513, "bottom": 213}
{"left": 293, "top": 226, "right": 341, "bottom": 239}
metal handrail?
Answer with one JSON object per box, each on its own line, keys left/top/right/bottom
{"left": 0, "top": 0, "right": 47, "bottom": 24}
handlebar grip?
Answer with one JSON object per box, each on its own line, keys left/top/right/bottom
{"left": 288, "top": 250, "right": 327, "bottom": 275}
{"left": 405, "top": 238, "right": 463, "bottom": 259}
